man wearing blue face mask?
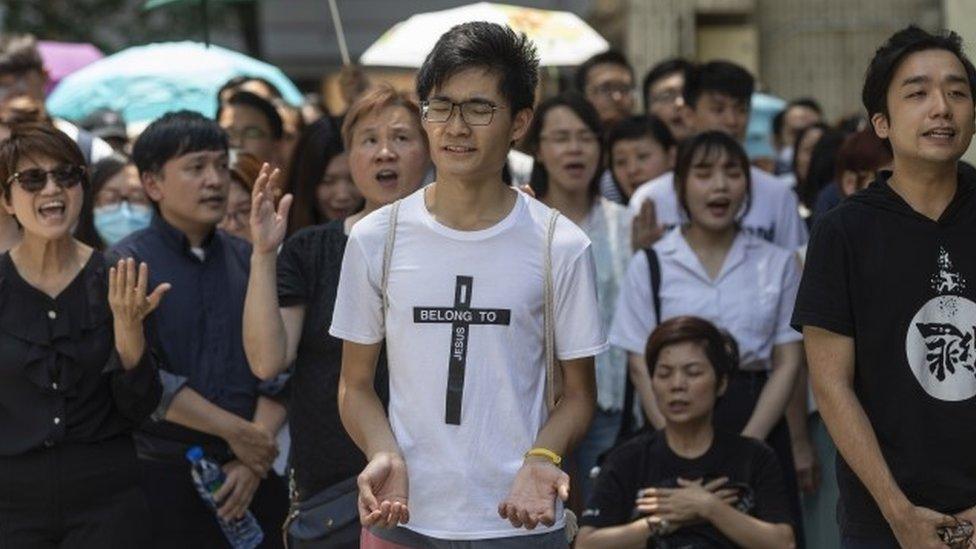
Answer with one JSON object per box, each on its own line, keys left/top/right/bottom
{"left": 86, "top": 154, "right": 153, "bottom": 248}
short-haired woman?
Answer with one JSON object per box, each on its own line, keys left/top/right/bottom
{"left": 0, "top": 123, "right": 168, "bottom": 546}
{"left": 577, "top": 316, "right": 795, "bottom": 548}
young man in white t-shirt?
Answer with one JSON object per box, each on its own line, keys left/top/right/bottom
{"left": 330, "top": 22, "right": 607, "bottom": 547}
{"left": 628, "top": 61, "right": 808, "bottom": 251}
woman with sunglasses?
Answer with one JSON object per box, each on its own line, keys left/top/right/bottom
{"left": 0, "top": 124, "right": 169, "bottom": 547}
{"left": 577, "top": 316, "right": 795, "bottom": 548}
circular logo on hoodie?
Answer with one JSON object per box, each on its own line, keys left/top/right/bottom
{"left": 906, "top": 295, "right": 976, "bottom": 401}
{"left": 904, "top": 247, "right": 976, "bottom": 401}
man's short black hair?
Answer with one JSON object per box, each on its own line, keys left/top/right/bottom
{"left": 131, "top": 110, "right": 228, "bottom": 176}
{"left": 416, "top": 22, "right": 539, "bottom": 113}
{"left": 574, "top": 50, "right": 634, "bottom": 92}
{"left": 0, "top": 34, "right": 43, "bottom": 75}
{"left": 683, "top": 61, "right": 755, "bottom": 109}
{"left": 216, "top": 90, "right": 284, "bottom": 140}
{"left": 862, "top": 25, "right": 976, "bottom": 119}
{"left": 642, "top": 57, "right": 693, "bottom": 108}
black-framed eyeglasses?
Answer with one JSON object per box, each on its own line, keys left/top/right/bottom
{"left": 5, "top": 165, "right": 86, "bottom": 193}
{"left": 421, "top": 99, "right": 503, "bottom": 126}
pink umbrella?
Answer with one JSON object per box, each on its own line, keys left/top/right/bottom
{"left": 38, "top": 41, "right": 104, "bottom": 95}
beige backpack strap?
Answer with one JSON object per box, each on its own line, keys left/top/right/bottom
{"left": 381, "top": 200, "right": 401, "bottom": 319}
{"left": 544, "top": 207, "right": 560, "bottom": 412}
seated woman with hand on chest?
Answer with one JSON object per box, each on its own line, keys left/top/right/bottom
{"left": 576, "top": 316, "right": 795, "bottom": 549}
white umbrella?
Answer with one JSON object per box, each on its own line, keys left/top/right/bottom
{"left": 360, "top": 2, "right": 608, "bottom": 67}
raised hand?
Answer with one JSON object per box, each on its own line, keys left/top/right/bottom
{"left": 632, "top": 198, "right": 665, "bottom": 251}
{"left": 249, "top": 163, "right": 293, "bottom": 254}
{"left": 109, "top": 258, "right": 170, "bottom": 369}
{"left": 498, "top": 459, "right": 569, "bottom": 530}
{"left": 358, "top": 452, "right": 410, "bottom": 528}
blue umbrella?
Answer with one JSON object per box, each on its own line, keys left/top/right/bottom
{"left": 46, "top": 41, "right": 302, "bottom": 125}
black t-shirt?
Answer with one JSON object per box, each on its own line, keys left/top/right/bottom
{"left": 581, "top": 430, "right": 792, "bottom": 548}
{"left": 792, "top": 169, "right": 976, "bottom": 537}
{"left": 277, "top": 220, "right": 388, "bottom": 498}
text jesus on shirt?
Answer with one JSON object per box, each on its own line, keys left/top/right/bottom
{"left": 330, "top": 22, "right": 607, "bottom": 544}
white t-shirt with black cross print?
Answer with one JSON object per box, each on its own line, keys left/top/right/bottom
{"left": 329, "top": 188, "right": 608, "bottom": 540}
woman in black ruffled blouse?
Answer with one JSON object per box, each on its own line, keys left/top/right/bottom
{"left": 0, "top": 123, "right": 169, "bottom": 547}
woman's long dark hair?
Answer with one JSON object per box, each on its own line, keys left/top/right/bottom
{"left": 521, "top": 91, "right": 604, "bottom": 200}
{"left": 801, "top": 128, "right": 846, "bottom": 209}
{"left": 285, "top": 118, "right": 346, "bottom": 234}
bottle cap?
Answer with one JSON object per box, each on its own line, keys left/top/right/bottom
{"left": 185, "top": 446, "right": 204, "bottom": 463}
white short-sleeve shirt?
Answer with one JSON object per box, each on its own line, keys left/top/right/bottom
{"left": 330, "top": 188, "right": 608, "bottom": 540}
{"left": 628, "top": 167, "right": 808, "bottom": 251}
{"left": 610, "top": 228, "right": 802, "bottom": 370}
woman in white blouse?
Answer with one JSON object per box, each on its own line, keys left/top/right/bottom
{"left": 523, "top": 91, "right": 632, "bottom": 506}
{"left": 610, "top": 130, "right": 805, "bottom": 539}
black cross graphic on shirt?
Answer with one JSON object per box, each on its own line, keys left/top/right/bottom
{"left": 413, "top": 275, "right": 511, "bottom": 425}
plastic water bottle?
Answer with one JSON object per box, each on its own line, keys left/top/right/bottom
{"left": 186, "top": 446, "right": 264, "bottom": 549}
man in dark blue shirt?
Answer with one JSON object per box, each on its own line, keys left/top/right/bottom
{"left": 111, "top": 111, "right": 287, "bottom": 548}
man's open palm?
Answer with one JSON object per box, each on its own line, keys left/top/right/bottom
{"left": 498, "top": 461, "right": 569, "bottom": 530}
{"left": 358, "top": 453, "right": 410, "bottom": 528}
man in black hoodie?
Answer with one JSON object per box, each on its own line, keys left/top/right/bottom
{"left": 793, "top": 26, "right": 976, "bottom": 548}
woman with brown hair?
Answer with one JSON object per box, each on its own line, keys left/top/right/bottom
{"left": 242, "top": 84, "right": 430, "bottom": 548}
{"left": 0, "top": 123, "right": 168, "bottom": 546}
{"left": 577, "top": 316, "right": 795, "bottom": 548}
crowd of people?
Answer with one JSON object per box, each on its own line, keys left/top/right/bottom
{"left": 0, "top": 16, "right": 974, "bottom": 549}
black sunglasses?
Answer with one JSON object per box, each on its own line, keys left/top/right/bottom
{"left": 5, "top": 165, "right": 86, "bottom": 193}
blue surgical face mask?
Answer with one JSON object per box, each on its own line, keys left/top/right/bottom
{"left": 93, "top": 202, "right": 153, "bottom": 246}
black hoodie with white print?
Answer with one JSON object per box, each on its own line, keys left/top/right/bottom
{"left": 793, "top": 166, "right": 976, "bottom": 538}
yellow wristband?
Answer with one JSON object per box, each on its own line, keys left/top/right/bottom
{"left": 524, "top": 447, "right": 562, "bottom": 466}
